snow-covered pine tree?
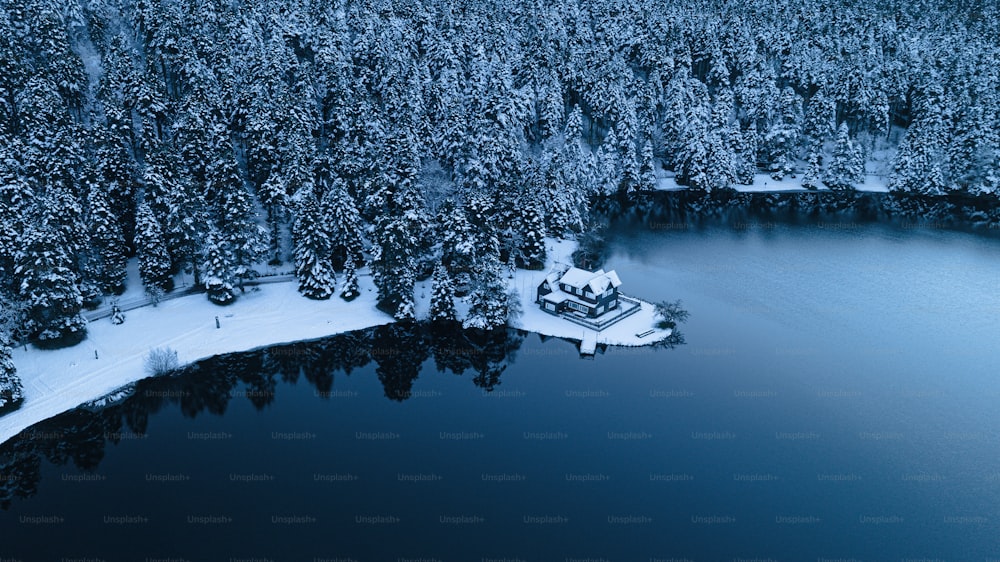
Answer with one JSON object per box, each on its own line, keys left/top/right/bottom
{"left": 850, "top": 135, "right": 866, "bottom": 186}
{"left": 801, "top": 150, "right": 822, "bottom": 190}
{"left": 516, "top": 196, "right": 546, "bottom": 270}
{"left": 142, "top": 147, "right": 204, "bottom": 284}
{"left": 14, "top": 225, "right": 87, "bottom": 347}
{"left": 0, "top": 331, "right": 22, "bottom": 411}
{"left": 94, "top": 104, "right": 137, "bottom": 244}
{"left": 259, "top": 169, "right": 288, "bottom": 263}
{"left": 803, "top": 90, "right": 835, "bottom": 149}
{"left": 825, "top": 123, "right": 858, "bottom": 190}
{"left": 339, "top": 254, "right": 359, "bottom": 301}
{"left": 595, "top": 127, "right": 622, "bottom": 196}
{"left": 86, "top": 179, "right": 128, "bottom": 294}
{"left": 463, "top": 253, "right": 509, "bottom": 331}
{"left": 764, "top": 87, "right": 803, "bottom": 181}
{"left": 293, "top": 193, "right": 336, "bottom": 300}
{"left": 732, "top": 124, "right": 759, "bottom": 185}
{"left": 638, "top": 138, "right": 657, "bottom": 192}
{"left": 538, "top": 150, "right": 584, "bottom": 236}
{"left": 799, "top": 85, "right": 832, "bottom": 192}
{"left": 890, "top": 84, "right": 948, "bottom": 195}
{"left": 371, "top": 212, "right": 420, "bottom": 320}
{"left": 134, "top": 202, "right": 173, "bottom": 292}
{"left": 429, "top": 263, "right": 456, "bottom": 323}
{"left": 437, "top": 200, "right": 476, "bottom": 292}
{"left": 219, "top": 182, "right": 269, "bottom": 289}
{"left": 201, "top": 228, "right": 236, "bottom": 305}
{"left": 322, "top": 176, "right": 364, "bottom": 269}
{"left": 370, "top": 139, "right": 431, "bottom": 319}
{"left": 890, "top": 125, "right": 945, "bottom": 195}
{"left": 0, "top": 149, "right": 30, "bottom": 277}
{"left": 675, "top": 102, "right": 711, "bottom": 190}
{"left": 615, "top": 102, "right": 641, "bottom": 195}
{"left": 540, "top": 75, "right": 564, "bottom": 140}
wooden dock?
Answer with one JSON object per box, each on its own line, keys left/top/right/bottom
{"left": 580, "top": 331, "right": 597, "bottom": 356}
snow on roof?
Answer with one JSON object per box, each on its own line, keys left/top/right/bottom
{"left": 540, "top": 290, "right": 570, "bottom": 304}
{"left": 604, "top": 270, "right": 622, "bottom": 289}
{"left": 557, "top": 266, "right": 623, "bottom": 294}
{"left": 559, "top": 267, "right": 600, "bottom": 288}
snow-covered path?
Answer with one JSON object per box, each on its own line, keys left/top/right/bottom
{"left": 1, "top": 238, "right": 669, "bottom": 445}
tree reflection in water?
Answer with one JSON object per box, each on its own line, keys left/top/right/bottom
{"left": 0, "top": 321, "right": 679, "bottom": 508}
{"left": 0, "top": 324, "right": 504, "bottom": 506}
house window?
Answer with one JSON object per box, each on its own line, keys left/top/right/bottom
{"left": 566, "top": 301, "right": 588, "bottom": 314}
{"left": 546, "top": 302, "right": 556, "bottom": 311}
{"left": 610, "top": 299, "right": 618, "bottom": 309}
{"left": 598, "top": 305, "right": 605, "bottom": 314}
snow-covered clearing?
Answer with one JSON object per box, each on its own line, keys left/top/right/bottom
{"left": 0, "top": 238, "right": 668, "bottom": 445}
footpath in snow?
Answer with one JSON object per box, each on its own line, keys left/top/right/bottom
{"left": 0, "top": 238, "right": 668, "bottom": 445}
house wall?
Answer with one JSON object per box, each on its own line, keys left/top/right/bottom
{"left": 540, "top": 278, "right": 619, "bottom": 318}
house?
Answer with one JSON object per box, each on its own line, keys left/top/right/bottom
{"left": 536, "top": 264, "right": 622, "bottom": 318}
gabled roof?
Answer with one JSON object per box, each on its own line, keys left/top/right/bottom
{"left": 540, "top": 290, "right": 570, "bottom": 304}
{"left": 557, "top": 266, "right": 622, "bottom": 294}
{"left": 559, "top": 267, "right": 602, "bottom": 288}
{"left": 539, "top": 264, "right": 569, "bottom": 289}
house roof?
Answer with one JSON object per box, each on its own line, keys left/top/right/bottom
{"left": 558, "top": 267, "right": 599, "bottom": 288}
{"left": 557, "top": 267, "right": 623, "bottom": 294}
{"left": 540, "top": 290, "right": 570, "bottom": 304}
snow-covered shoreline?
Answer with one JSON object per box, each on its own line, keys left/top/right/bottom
{"left": 0, "top": 238, "right": 668, "bottom": 446}
{"left": 654, "top": 170, "right": 892, "bottom": 194}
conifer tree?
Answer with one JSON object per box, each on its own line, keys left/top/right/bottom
{"left": 86, "top": 180, "right": 128, "bottom": 294}
{"left": 429, "top": 263, "right": 456, "bottom": 322}
{"left": 463, "top": 253, "right": 509, "bottom": 331}
{"left": 516, "top": 197, "right": 547, "bottom": 270}
{"left": 765, "top": 87, "right": 803, "bottom": 181}
{"left": 202, "top": 228, "right": 236, "bottom": 305}
{"left": 638, "top": 138, "right": 657, "bottom": 192}
{"left": 339, "top": 254, "right": 359, "bottom": 301}
{"left": 801, "top": 150, "right": 822, "bottom": 190}
{"left": 825, "top": 123, "right": 858, "bottom": 190}
{"left": 595, "top": 128, "right": 622, "bottom": 196}
{"left": 14, "top": 225, "right": 87, "bottom": 346}
{"left": 134, "top": 202, "right": 173, "bottom": 292}
{"left": 219, "top": 183, "right": 269, "bottom": 289}
{"left": 293, "top": 194, "right": 336, "bottom": 300}
{"left": 0, "top": 331, "right": 22, "bottom": 410}
{"left": 0, "top": 152, "right": 30, "bottom": 278}
{"left": 322, "top": 177, "right": 364, "bottom": 269}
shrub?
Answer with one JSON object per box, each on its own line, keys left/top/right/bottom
{"left": 655, "top": 300, "right": 690, "bottom": 329}
{"left": 145, "top": 347, "right": 179, "bottom": 376}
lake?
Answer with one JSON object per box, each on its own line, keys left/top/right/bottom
{"left": 2, "top": 214, "right": 999, "bottom": 560}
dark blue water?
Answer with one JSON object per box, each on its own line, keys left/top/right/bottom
{"left": 2, "top": 220, "right": 1000, "bottom": 561}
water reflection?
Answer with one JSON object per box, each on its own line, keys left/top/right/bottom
{"left": 0, "top": 322, "right": 578, "bottom": 508}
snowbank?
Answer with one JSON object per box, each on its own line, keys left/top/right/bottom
{"left": 0, "top": 239, "right": 668, "bottom": 445}
{"left": 1, "top": 275, "right": 394, "bottom": 445}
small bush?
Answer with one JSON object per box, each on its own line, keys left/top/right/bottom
{"left": 146, "top": 347, "right": 179, "bottom": 376}
{"left": 655, "top": 300, "right": 690, "bottom": 329}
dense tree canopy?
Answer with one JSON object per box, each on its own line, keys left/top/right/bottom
{"left": 0, "top": 0, "right": 996, "bottom": 350}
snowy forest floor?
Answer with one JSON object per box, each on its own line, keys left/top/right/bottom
{"left": 654, "top": 169, "right": 891, "bottom": 193}
{"left": 0, "top": 238, "right": 668, "bottom": 445}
